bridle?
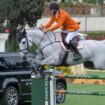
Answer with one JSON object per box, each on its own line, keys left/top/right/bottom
{"left": 35, "top": 29, "right": 61, "bottom": 57}
{"left": 19, "top": 29, "right": 30, "bottom": 55}
{"left": 19, "top": 38, "right": 30, "bottom": 55}
{"left": 19, "top": 28, "right": 61, "bottom": 57}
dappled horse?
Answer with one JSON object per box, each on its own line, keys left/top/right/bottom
{"left": 18, "top": 28, "right": 105, "bottom": 70}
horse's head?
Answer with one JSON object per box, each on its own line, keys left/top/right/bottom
{"left": 17, "top": 28, "right": 31, "bottom": 59}
{"left": 18, "top": 27, "right": 56, "bottom": 60}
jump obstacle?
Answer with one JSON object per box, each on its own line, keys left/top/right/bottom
{"left": 31, "top": 66, "right": 105, "bottom": 105}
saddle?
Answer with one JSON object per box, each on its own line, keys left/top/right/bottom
{"left": 60, "top": 32, "right": 84, "bottom": 51}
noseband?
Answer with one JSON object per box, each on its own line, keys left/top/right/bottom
{"left": 19, "top": 30, "right": 30, "bottom": 54}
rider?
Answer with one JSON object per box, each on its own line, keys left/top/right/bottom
{"left": 41, "top": 2, "right": 82, "bottom": 61}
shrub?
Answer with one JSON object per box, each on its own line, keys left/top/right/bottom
{"left": 86, "top": 31, "right": 105, "bottom": 40}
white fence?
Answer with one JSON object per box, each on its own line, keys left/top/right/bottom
{"left": 0, "top": 33, "right": 9, "bottom": 52}
{"left": 36, "top": 17, "right": 105, "bottom": 32}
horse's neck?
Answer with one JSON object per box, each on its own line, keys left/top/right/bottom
{"left": 27, "top": 29, "right": 44, "bottom": 43}
{"left": 27, "top": 28, "right": 60, "bottom": 41}
{"left": 26, "top": 29, "right": 61, "bottom": 51}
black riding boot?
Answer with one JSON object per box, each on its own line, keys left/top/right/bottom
{"left": 69, "top": 41, "right": 82, "bottom": 61}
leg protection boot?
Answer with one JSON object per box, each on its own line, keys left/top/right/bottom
{"left": 69, "top": 41, "right": 82, "bottom": 61}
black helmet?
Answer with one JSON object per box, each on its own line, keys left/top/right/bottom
{"left": 49, "top": 3, "right": 59, "bottom": 10}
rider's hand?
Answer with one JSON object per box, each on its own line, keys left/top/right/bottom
{"left": 43, "top": 29, "right": 50, "bottom": 33}
{"left": 39, "top": 24, "right": 44, "bottom": 30}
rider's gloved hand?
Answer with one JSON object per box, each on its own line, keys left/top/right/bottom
{"left": 39, "top": 24, "right": 50, "bottom": 33}
{"left": 43, "top": 28, "right": 50, "bottom": 33}
{"left": 39, "top": 24, "right": 44, "bottom": 30}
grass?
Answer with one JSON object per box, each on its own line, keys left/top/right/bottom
{"left": 23, "top": 70, "right": 105, "bottom": 105}
{"left": 85, "top": 31, "right": 105, "bottom": 40}
{"left": 87, "top": 69, "right": 105, "bottom": 76}
{"left": 57, "top": 83, "right": 105, "bottom": 105}
{"left": 24, "top": 83, "right": 105, "bottom": 105}
{"left": 59, "top": 70, "right": 105, "bottom": 105}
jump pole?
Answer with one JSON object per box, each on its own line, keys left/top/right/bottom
{"left": 31, "top": 67, "right": 56, "bottom": 105}
{"left": 31, "top": 66, "right": 105, "bottom": 105}
{"left": 55, "top": 74, "right": 105, "bottom": 79}
{"left": 49, "top": 67, "right": 56, "bottom": 105}
{"left": 55, "top": 90, "right": 105, "bottom": 96}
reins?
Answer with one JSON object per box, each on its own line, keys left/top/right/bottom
{"left": 34, "top": 28, "right": 61, "bottom": 55}
{"left": 21, "top": 28, "right": 61, "bottom": 58}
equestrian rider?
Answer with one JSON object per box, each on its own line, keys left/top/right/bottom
{"left": 41, "top": 2, "right": 82, "bottom": 61}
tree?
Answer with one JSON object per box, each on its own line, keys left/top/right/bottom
{"left": 0, "top": 0, "right": 45, "bottom": 51}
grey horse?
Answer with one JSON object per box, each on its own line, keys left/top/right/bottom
{"left": 18, "top": 28, "right": 105, "bottom": 70}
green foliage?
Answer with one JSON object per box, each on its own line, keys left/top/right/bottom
{"left": 0, "top": 0, "right": 45, "bottom": 27}
{"left": 86, "top": 31, "right": 105, "bottom": 39}
{"left": 6, "top": 37, "right": 19, "bottom": 52}
{"left": 59, "top": 1, "right": 74, "bottom": 8}
{"left": 29, "top": 43, "right": 37, "bottom": 53}
{"left": 0, "top": 0, "right": 45, "bottom": 52}
{"left": 59, "top": 0, "right": 93, "bottom": 8}
{"left": 82, "top": 0, "right": 103, "bottom": 4}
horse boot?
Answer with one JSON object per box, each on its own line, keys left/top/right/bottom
{"left": 69, "top": 41, "right": 82, "bottom": 61}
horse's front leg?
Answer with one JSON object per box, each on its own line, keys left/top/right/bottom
{"left": 27, "top": 53, "right": 43, "bottom": 64}
{"left": 40, "top": 56, "right": 60, "bottom": 65}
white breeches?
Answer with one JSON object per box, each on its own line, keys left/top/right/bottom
{"left": 64, "top": 30, "right": 79, "bottom": 44}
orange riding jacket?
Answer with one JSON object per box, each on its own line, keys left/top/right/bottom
{"left": 42, "top": 9, "right": 80, "bottom": 32}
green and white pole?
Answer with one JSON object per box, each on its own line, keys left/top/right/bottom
{"left": 49, "top": 66, "right": 56, "bottom": 105}
{"left": 31, "top": 67, "right": 56, "bottom": 105}
{"left": 31, "top": 73, "right": 51, "bottom": 105}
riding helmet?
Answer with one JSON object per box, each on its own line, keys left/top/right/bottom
{"left": 49, "top": 2, "right": 59, "bottom": 10}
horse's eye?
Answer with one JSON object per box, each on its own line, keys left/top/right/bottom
{"left": 22, "top": 41, "right": 26, "bottom": 44}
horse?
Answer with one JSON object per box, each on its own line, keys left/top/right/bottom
{"left": 18, "top": 28, "right": 105, "bottom": 70}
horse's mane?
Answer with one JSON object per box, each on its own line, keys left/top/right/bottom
{"left": 26, "top": 27, "right": 39, "bottom": 31}
{"left": 26, "top": 27, "right": 60, "bottom": 36}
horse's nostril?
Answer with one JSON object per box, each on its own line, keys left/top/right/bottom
{"left": 22, "top": 41, "right": 26, "bottom": 44}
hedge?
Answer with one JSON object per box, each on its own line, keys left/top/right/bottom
{"left": 85, "top": 31, "right": 105, "bottom": 40}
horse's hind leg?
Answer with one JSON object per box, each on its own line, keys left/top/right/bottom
{"left": 93, "top": 57, "right": 105, "bottom": 70}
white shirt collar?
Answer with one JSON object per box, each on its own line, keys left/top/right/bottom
{"left": 56, "top": 10, "right": 60, "bottom": 18}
